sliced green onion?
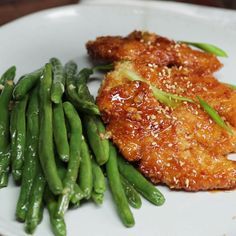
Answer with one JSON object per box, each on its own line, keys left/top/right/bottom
{"left": 223, "top": 82, "right": 236, "bottom": 90}
{"left": 123, "top": 69, "right": 194, "bottom": 107}
{"left": 197, "top": 96, "right": 232, "bottom": 134}
{"left": 151, "top": 86, "right": 177, "bottom": 107}
{"left": 180, "top": 41, "right": 228, "bottom": 57}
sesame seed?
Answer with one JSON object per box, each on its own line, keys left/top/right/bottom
{"left": 151, "top": 114, "right": 156, "bottom": 120}
{"left": 173, "top": 177, "right": 179, "bottom": 184}
{"left": 174, "top": 44, "right": 181, "bottom": 49}
{"left": 148, "top": 63, "right": 154, "bottom": 67}
{"left": 179, "top": 161, "right": 185, "bottom": 166}
{"left": 196, "top": 123, "right": 202, "bottom": 128}
{"left": 185, "top": 179, "right": 190, "bottom": 187}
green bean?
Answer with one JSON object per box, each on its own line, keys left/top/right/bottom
{"left": 53, "top": 102, "right": 70, "bottom": 162}
{"left": 69, "top": 200, "right": 80, "bottom": 209}
{"left": 38, "top": 204, "right": 44, "bottom": 225}
{"left": 64, "top": 60, "right": 77, "bottom": 79}
{"left": 55, "top": 161, "right": 64, "bottom": 177}
{"left": 70, "top": 184, "right": 84, "bottom": 205}
{"left": 64, "top": 60, "right": 77, "bottom": 102}
{"left": 0, "top": 80, "right": 14, "bottom": 187}
{"left": 74, "top": 67, "right": 111, "bottom": 114}
{"left": 93, "top": 63, "right": 114, "bottom": 72}
{"left": 56, "top": 159, "right": 85, "bottom": 205}
{"left": 44, "top": 187, "right": 66, "bottom": 236}
{"left": 11, "top": 95, "right": 28, "bottom": 182}
{"left": 106, "top": 143, "right": 135, "bottom": 227}
{"left": 91, "top": 158, "right": 106, "bottom": 205}
{"left": 50, "top": 58, "right": 65, "bottom": 104}
{"left": 120, "top": 175, "right": 142, "bottom": 209}
{"left": 180, "top": 41, "right": 228, "bottom": 57}
{"left": 25, "top": 164, "right": 46, "bottom": 234}
{"left": 64, "top": 61, "right": 77, "bottom": 87}
{"left": 0, "top": 84, "right": 3, "bottom": 92}
{"left": 16, "top": 86, "right": 39, "bottom": 222}
{"left": 0, "top": 66, "right": 16, "bottom": 86}
{"left": 39, "top": 63, "right": 63, "bottom": 195}
{"left": 56, "top": 102, "right": 82, "bottom": 218}
{"left": 75, "top": 68, "right": 93, "bottom": 84}
{"left": 197, "top": 96, "right": 233, "bottom": 134}
{"left": 117, "top": 155, "right": 165, "bottom": 206}
{"left": 65, "top": 65, "right": 100, "bottom": 115}
{"left": 66, "top": 63, "right": 112, "bottom": 90}
{"left": 78, "top": 137, "right": 93, "bottom": 199}
{"left": 66, "top": 83, "right": 100, "bottom": 115}
{"left": 83, "top": 115, "right": 109, "bottom": 165}
{"left": 0, "top": 150, "right": 10, "bottom": 188}
{"left": 75, "top": 68, "right": 96, "bottom": 105}
{"left": 91, "top": 192, "right": 104, "bottom": 205}
{"left": 0, "top": 80, "right": 14, "bottom": 153}
{"left": 92, "top": 158, "right": 106, "bottom": 194}
{"left": 75, "top": 64, "right": 113, "bottom": 85}
{"left": 13, "top": 68, "right": 42, "bottom": 100}
{"left": 10, "top": 102, "right": 17, "bottom": 171}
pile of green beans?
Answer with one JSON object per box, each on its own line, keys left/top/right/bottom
{"left": 0, "top": 59, "right": 165, "bottom": 236}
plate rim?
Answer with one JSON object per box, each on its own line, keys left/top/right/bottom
{"left": 1, "top": 0, "right": 236, "bottom": 30}
{"left": 0, "top": 2, "right": 236, "bottom": 236}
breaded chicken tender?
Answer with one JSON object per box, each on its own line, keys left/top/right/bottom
{"left": 86, "top": 31, "right": 222, "bottom": 75}
{"left": 87, "top": 31, "right": 236, "bottom": 191}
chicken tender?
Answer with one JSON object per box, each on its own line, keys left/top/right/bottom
{"left": 87, "top": 31, "right": 236, "bottom": 191}
{"left": 86, "top": 31, "right": 222, "bottom": 75}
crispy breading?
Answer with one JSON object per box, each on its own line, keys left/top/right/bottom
{"left": 87, "top": 31, "right": 236, "bottom": 191}
{"left": 86, "top": 30, "right": 222, "bottom": 75}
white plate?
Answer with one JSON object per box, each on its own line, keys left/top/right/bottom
{"left": 0, "top": 1, "right": 236, "bottom": 236}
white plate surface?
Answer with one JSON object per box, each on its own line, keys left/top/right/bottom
{"left": 0, "top": 1, "right": 236, "bottom": 236}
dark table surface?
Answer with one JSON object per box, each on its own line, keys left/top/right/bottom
{"left": 0, "top": 0, "right": 79, "bottom": 25}
{"left": 0, "top": 0, "right": 235, "bottom": 26}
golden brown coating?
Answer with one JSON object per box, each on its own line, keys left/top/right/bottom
{"left": 88, "top": 31, "right": 236, "bottom": 191}
{"left": 86, "top": 31, "right": 222, "bottom": 75}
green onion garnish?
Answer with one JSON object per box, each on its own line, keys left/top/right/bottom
{"left": 223, "top": 82, "right": 236, "bottom": 90}
{"left": 180, "top": 41, "right": 228, "bottom": 57}
{"left": 123, "top": 69, "right": 194, "bottom": 107}
{"left": 197, "top": 96, "right": 232, "bottom": 134}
